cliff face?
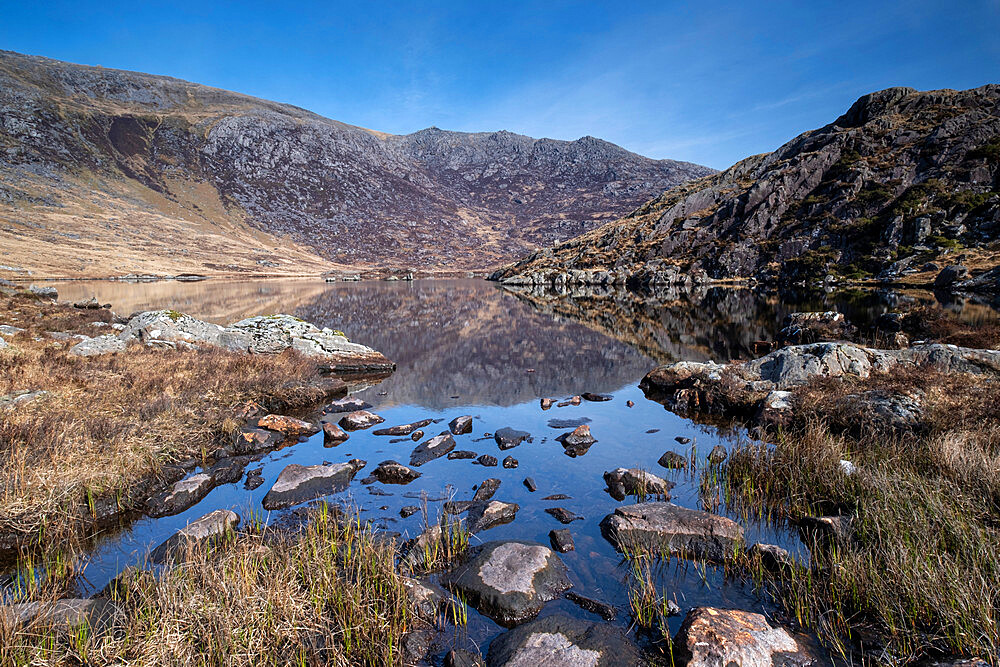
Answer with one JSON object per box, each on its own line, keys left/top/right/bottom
{"left": 491, "top": 86, "right": 1000, "bottom": 288}
{"left": 0, "top": 51, "right": 712, "bottom": 277}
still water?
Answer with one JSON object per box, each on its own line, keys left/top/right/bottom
{"left": 34, "top": 278, "right": 994, "bottom": 656}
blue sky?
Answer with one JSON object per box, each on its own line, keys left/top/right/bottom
{"left": 1, "top": 1, "right": 998, "bottom": 169}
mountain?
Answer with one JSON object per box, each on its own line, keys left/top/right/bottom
{"left": 0, "top": 50, "right": 713, "bottom": 278}
{"left": 491, "top": 86, "right": 1000, "bottom": 288}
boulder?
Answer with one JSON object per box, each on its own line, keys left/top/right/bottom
{"left": 149, "top": 509, "right": 239, "bottom": 563}
{"left": 338, "top": 410, "right": 385, "bottom": 430}
{"left": 556, "top": 424, "right": 597, "bottom": 457}
{"left": 146, "top": 472, "right": 215, "bottom": 517}
{"left": 540, "top": 398, "right": 555, "bottom": 410}
{"left": 523, "top": 477, "right": 537, "bottom": 492}
{"left": 261, "top": 461, "right": 361, "bottom": 509}
{"left": 934, "top": 265, "right": 969, "bottom": 289}
{"left": 502, "top": 456, "right": 519, "bottom": 469}
{"left": 545, "top": 507, "right": 583, "bottom": 524}
{"left": 371, "top": 460, "right": 422, "bottom": 485}
{"left": 603, "top": 468, "right": 674, "bottom": 501}
{"left": 73, "top": 296, "right": 102, "bottom": 309}
{"left": 441, "top": 540, "right": 571, "bottom": 627}
{"left": 477, "top": 454, "right": 498, "bottom": 467}
{"left": 28, "top": 285, "right": 58, "bottom": 299}
{"left": 485, "top": 613, "right": 645, "bottom": 666}
{"left": 401, "top": 577, "right": 452, "bottom": 621}
{"left": 449, "top": 415, "right": 474, "bottom": 435}
{"left": 257, "top": 414, "right": 319, "bottom": 437}
{"left": 322, "top": 422, "right": 350, "bottom": 445}
{"left": 233, "top": 425, "right": 286, "bottom": 453}
{"left": 674, "top": 607, "right": 817, "bottom": 667}
{"left": 494, "top": 427, "right": 531, "bottom": 450}
{"left": 658, "top": 451, "right": 689, "bottom": 469}
{"left": 600, "top": 502, "right": 744, "bottom": 561}
{"left": 70, "top": 334, "right": 127, "bottom": 356}
{"left": 581, "top": 392, "right": 612, "bottom": 402}
{"left": 118, "top": 309, "right": 226, "bottom": 347}
{"left": 467, "top": 500, "right": 519, "bottom": 533}
{"left": 448, "top": 450, "right": 476, "bottom": 460}
{"left": 373, "top": 418, "right": 433, "bottom": 436}
{"left": 410, "top": 431, "right": 457, "bottom": 466}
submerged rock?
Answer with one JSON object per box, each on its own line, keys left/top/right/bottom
{"left": 581, "top": 392, "right": 612, "bottom": 402}
{"left": 448, "top": 449, "right": 476, "bottom": 460}
{"left": 441, "top": 540, "right": 571, "bottom": 627}
{"left": 410, "top": 432, "right": 457, "bottom": 466}
{"left": 564, "top": 592, "right": 616, "bottom": 621}
{"left": 474, "top": 478, "right": 502, "bottom": 502}
{"left": 149, "top": 509, "right": 239, "bottom": 563}
{"left": 485, "top": 613, "right": 645, "bottom": 666}
{"left": 545, "top": 507, "right": 583, "bottom": 524}
{"left": 502, "top": 455, "right": 519, "bottom": 469}
{"left": 600, "top": 502, "right": 743, "bottom": 561}
{"left": 261, "top": 461, "right": 361, "bottom": 509}
{"left": 549, "top": 528, "right": 574, "bottom": 553}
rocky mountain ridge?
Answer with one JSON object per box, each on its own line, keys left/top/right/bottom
{"left": 0, "top": 50, "right": 712, "bottom": 277}
{"left": 491, "top": 85, "right": 1000, "bottom": 290}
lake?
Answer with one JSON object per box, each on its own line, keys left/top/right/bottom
{"left": 24, "top": 277, "right": 997, "bottom": 657}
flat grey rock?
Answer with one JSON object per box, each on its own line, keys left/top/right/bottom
{"left": 600, "top": 502, "right": 744, "bottom": 561}
{"left": 485, "top": 613, "right": 645, "bottom": 666}
{"left": 149, "top": 509, "right": 239, "bottom": 563}
{"left": 262, "top": 462, "right": 360, "bottom": 509}
{"left": 410, "top": 431, "right": 456, "bottom": 466}
{"left": 441, "top": 540, "right": 571, "bottom": 627}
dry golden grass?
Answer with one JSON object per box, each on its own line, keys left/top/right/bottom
{"left": 0, "top": 294, "right": 342, "bottom": 553}
{"left": 721, "top": 367, "right": 1000, "bottom": 663}
{"left": 0, "top": 508, "right": 415, "bottom": 666}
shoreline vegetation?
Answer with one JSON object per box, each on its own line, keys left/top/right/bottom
{"left": 2, "top": 282, "right": 999, "bottom": 666}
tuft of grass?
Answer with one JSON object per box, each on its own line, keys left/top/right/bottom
{"left": 0, "top": 507, "right": 413, "bottom": 666}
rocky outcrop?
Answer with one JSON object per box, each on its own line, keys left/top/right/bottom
{"left": 68, "top": 309, "right": 394, "bottom": 373}
{"left": 485, "top": 614, "right": 646, "bottom": 666}
{"left": 600, "top": 502, "right": 744, "bottom": 561}
{"left": 492, "top": 85, "right": 1000, "bottom": 287}
{"left": 441, "top": 540, "right": 572, "bottom": 627}
{"left": 641, "top": 342, "right": 1000, "bottom": 418}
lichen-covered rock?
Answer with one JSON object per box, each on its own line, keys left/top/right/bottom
{"left": 70, "top": 334, "right": 128, "bottom": 356}
{"left": 674, "top": 607, "right": 821, "bottom": 667}
{"left": 485, "top": 613, "right": 646, "bottom": 666}
{"left": 600, "top": 502, "right": 743, "bottom": 561}
{"left": 257, "top": 414, "right": 319, "bottom": 437}
{"left": 441, "top": 540, "right": 571, "bottom": 627}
